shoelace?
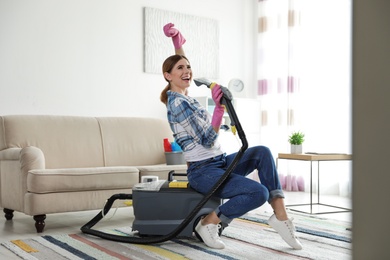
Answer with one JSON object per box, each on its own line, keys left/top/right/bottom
{"left": 285, "top": 218, "right": 298, "bottom": 238}
{"left": 208, "top": 224, "right": 222, "bottom": 239}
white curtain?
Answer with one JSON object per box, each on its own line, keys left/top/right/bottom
{"left": 257, "top": 0, "right": 352, "bottom": 196}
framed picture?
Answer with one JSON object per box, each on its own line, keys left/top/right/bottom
{"left": 144, "top": 7, "right": 219, "bottom": 79}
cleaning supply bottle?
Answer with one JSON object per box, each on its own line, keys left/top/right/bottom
{"left": 163, "top": 138, "right": 172, "bottom": 152}
{"left": 171, "top": 141, "right": 182, "bottom": 152}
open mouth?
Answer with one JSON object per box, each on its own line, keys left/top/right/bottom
{"left": 182, "top": 76, "right": 191, "bottom": 82}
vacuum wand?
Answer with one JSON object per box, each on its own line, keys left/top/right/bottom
{"left": 194, "top": 78, "right": 246, "bottom": 140}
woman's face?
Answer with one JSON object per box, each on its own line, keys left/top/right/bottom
{"left": 165, "top": 58, "right": 192, "bottom": 94}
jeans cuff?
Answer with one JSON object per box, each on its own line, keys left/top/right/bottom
{"left": 269, "top": 189, "right": 285, "bottom": 204}
{"left": 215, "top": 208, "right": 233, "bottom": 224}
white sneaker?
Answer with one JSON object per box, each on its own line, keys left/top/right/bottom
{"left": 268, "top": 214, "right": 303, "bottom": 250}
{"left": 195, "top": 220, "right": 225, "bottom": 249}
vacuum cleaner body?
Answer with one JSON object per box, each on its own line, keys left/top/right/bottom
{"left": 132, "top": 179, "right": 221, "bottom": 238}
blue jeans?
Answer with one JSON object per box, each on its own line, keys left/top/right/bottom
{"left": 187, "top": 146, "right": 284, "bottom": 224}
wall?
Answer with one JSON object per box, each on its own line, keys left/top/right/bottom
{"left": 352, "top": 0, "right": 390, "bottom": 259}
{"left": 0, "top": 0, "right": 256, "bottom": 119}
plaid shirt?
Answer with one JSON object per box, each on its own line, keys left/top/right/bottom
{"left": 167, "top": 90, "right": 218, "bottom": 152}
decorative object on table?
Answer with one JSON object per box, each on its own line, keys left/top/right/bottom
{"left": 288, "top": 131, "right": 305, "bottom": 154}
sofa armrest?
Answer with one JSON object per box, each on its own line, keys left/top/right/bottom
{"left": 0, "top": 147, "right": 23, "bottom": 160}
{"left": 20, "top": 146, "right": 45, "bottom": 174}
{"left": 0, "top": 148, "right": 22, "bottom": 207}
{"left": 0, "top": 146, "right": 45, "bottom": 211}
{"left": 0, "top": 146, "right": 45, "bottom": 175}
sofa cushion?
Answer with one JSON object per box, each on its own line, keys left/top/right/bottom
{"left": 24, "top": 189, "right": 134, "bottom": 215}
{"left": 97, "top": 117, "right": 174, "bottom": 166}
{"left": 27, "top": 166, "right": 139, "bottom": 193}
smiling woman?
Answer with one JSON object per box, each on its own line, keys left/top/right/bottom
{"left": 159, "top": 23, "right": 303, "bottom": 251}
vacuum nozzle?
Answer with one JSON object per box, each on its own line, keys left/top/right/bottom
{"left": 194, "top": 78, "right": 213, "bottom": 88}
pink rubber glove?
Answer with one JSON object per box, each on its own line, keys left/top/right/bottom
{"left": 210, "top": 83, "right": 225, "bottom": 128}
{"left": 163, "top": 23, "right": 186, "bottom": 49}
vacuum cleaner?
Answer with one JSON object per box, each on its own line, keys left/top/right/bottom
{"left": 131, "top": 171, "right": 223, "bottom": 239}
{"left": 81, "top": 78, "right": 248, "bottom": 244}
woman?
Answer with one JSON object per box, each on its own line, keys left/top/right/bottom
{"left": 161, "top": 23, "right": 302, "bottom": 250}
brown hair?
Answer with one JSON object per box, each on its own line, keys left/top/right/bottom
{"left": 160, "top": 54, "right": 190, "bottom": 105}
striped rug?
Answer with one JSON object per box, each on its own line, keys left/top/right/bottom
{"left": 1, "top": 211, "right": 351, "bottom": 260}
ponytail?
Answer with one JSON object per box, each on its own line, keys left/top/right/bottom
{"left": 160, "top": 84, "right": 170, "bottom": 105}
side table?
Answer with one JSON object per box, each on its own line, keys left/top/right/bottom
{"left": 276, "top": 153, "right": 352, "bottom": 214}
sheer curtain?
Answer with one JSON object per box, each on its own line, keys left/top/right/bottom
{"left": 257, "top": 0, "right": 352, "bottom": 196}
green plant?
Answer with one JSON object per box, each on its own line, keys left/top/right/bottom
{"left": 288, "top": 131, "right": 305, "bottom": 145}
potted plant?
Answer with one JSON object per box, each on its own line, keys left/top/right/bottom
{"left": 288, "top": 131, "right": 305, "bottom": 154}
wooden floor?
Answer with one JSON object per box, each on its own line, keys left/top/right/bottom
{"left": 0, "top": 191, "right": 352, "bottom": 258}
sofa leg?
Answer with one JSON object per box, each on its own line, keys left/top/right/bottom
{"left": 4, "top": 208, "right": 14, "bottom": 220}
{"left": 33, "top": 214, "right": 46, "bottom": 233}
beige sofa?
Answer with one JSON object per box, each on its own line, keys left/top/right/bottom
{"left": 0, "top": 115, "right": 186, "bottom": 232}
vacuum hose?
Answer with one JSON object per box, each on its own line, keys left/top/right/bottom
{"left": 80, "top": 79, "right": 248, "bottom": 244}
